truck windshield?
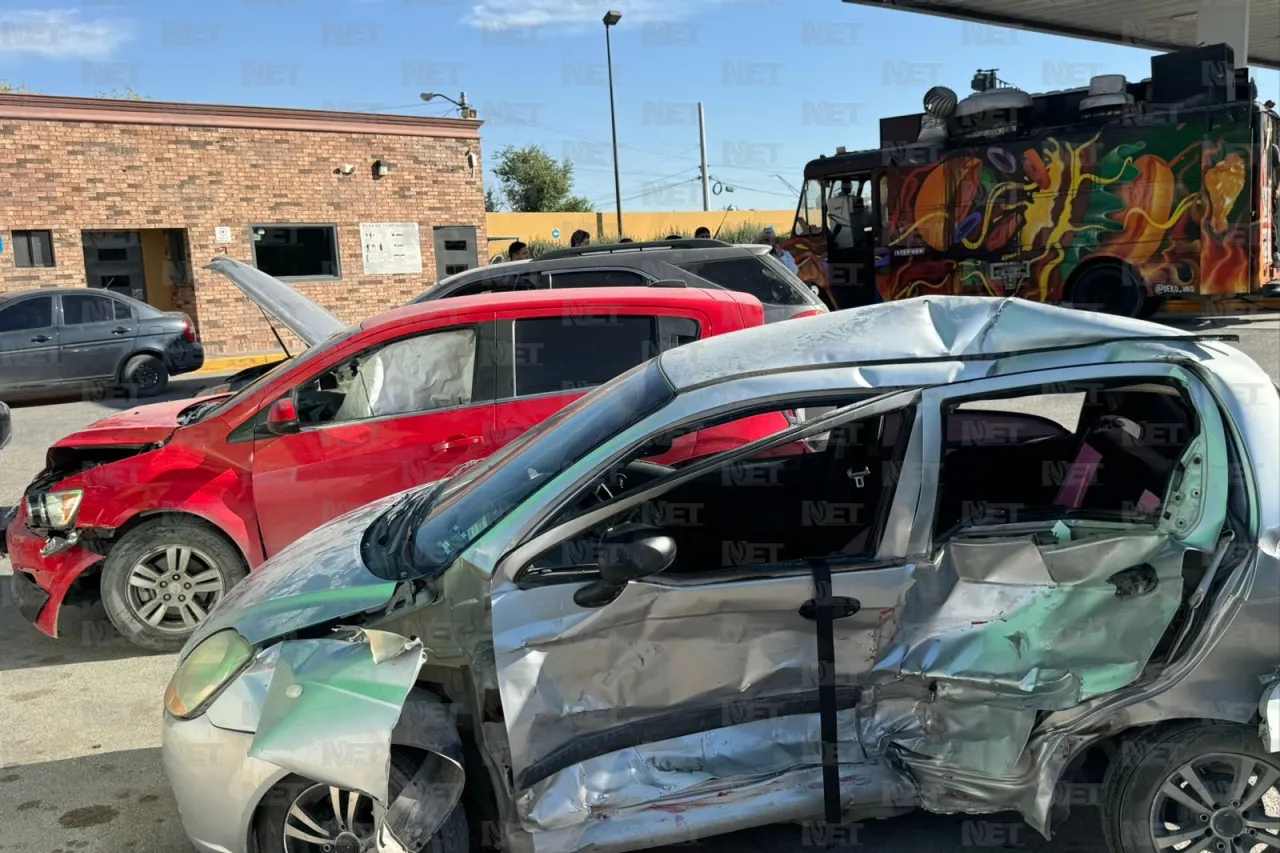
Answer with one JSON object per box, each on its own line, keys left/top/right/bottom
{"left": 362, "top": 359, "right": 676, "bottom": 581}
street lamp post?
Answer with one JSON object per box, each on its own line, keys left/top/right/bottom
{"left": 419, "top": 91, "right": 476, "bottom": 119}
{"left": 603, "top": 10, "right": 623, "bottom": 238}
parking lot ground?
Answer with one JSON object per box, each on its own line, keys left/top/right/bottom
{"left": 1, "top": 312, "right": 1277, "bottom": 853}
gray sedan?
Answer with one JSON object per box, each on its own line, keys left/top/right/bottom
{"left": 0, "top": 288, "right": 204, "bottom": 397}
{"left": 162, "top": 296, "right": 1280, "bottom": 853}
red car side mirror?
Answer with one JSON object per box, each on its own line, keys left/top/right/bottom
{"left": 266, "top": 398, "right": 300, "bottom": 436}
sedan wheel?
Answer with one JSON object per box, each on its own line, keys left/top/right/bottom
{"left": 1102, "top": 723, "right": 1280, "bottom": 853}
{"left": 125, "top": 545, "right": 224, "bottom": 633}
{"left": 283, "top": 783, "right": 375, "bottom": 853}
{"left": 101, "top": 517, "right": 248, "bottom": 652}
{"left": 1148, "top": 753, "right": 1280, "bottom": 852}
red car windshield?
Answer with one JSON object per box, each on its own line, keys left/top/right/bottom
{"left": 205, "top": 325, "right": 361, "bottom": 420}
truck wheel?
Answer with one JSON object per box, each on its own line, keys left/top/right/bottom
{"left": 1070, "top": 264, "right": 1146, "bottom": 318}
{"left": 1100, "top": 722, "right": 1280, "bottom": 853}
{"left": 100, "top": 517, "right": 247, "bottom": 652}
{"left": 123, "top": 353, "right": 170, "bottom": 397}
{"left": 255, "top": 752, "right": 469, "bottom": 853}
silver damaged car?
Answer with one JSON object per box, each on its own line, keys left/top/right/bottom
{"left": 161, "top": 296, "right": 1280, "bottom": 853}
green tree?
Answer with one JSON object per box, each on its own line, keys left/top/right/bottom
{"left": 492, "top": 144, "right": 593, "bottom": 213}
{"left": 0, "top": 80, "right": 36, "bottom": 94}
{"left": 484, "top": 186, "right": 503, "bottom": 212}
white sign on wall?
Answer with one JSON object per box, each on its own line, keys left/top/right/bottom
{"left": 360, "top": 222, "right": 422, "bottom": 275}
{"left": 214, "top": 227, "right": 233, "bottom": 244}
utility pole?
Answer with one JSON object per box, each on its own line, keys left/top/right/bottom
{"left": 603, "top": 11, "right": 624, "bottom": 238}
{"left": 698, "top": 102, "right": 710, "bottom": 212}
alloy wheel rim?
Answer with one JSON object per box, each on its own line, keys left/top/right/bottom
{"left": 125, "top": 545, "right": 224, "bottom": 634}
{"left": 283, "top": 783, "right": 375, "bottom": 853}
{"left": 1148, "top": 751, "right": 1280, "bottom": 852}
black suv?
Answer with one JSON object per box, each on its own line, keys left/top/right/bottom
{"left": 412, "top": 239, "right": 827, "bottom": 323}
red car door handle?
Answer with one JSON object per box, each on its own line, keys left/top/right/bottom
{"left": 431, "top": 434, "right": 484, "bottom": 452}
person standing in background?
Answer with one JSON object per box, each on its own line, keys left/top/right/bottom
{"left": 694, "top": 227, "right": 711, "bottom": 239}
{"left": 761, "top": 226, "right": 801, "bottom": 275}
{"left": 570, "top": 230, "right": 591, "bottom": 248}
{"left": 507, "top": 241, "right": 530, "bottom": 261}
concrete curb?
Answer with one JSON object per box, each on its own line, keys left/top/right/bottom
{"left": 192, "top": 353, "right": 283, "bottom": 376}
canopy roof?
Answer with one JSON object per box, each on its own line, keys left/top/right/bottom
{"left": 841, "top": 0, "right": 1279, "bottom": 70}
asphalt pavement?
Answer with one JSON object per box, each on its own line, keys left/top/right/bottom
{"left": 1, "top": 312, "right": 1277, "bottom": 853}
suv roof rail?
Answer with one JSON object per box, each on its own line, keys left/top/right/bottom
{"left": 536, "top": 238, "right": 732, "bottom": 260}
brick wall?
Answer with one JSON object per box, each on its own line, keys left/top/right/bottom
{"left": 0, "top": 100, "right": 486, "bottom": 355}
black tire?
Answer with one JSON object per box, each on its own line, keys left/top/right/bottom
{"left": 122, "top": 353, "right": 169, "bottom": 397}
{"left": 100, "top": 517, "right": 247, "bottom": 652}
{"left": 254, "top": 752, "right": 469, "bottom": 853}
{"left": 1100, "top": 722, "right": 1280, "bottom": 853}
{"left": 1137, "top": 295, "right": 1165, "bottom": 320}
{"left": 1069, "top": 263, "right": 1147, "bottom": 318}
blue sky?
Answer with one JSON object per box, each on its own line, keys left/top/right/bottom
{"left": 2, "top": 0, "right": 1277, "bottom": 214}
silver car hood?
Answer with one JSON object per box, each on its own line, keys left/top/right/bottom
{"left": 205, "top": 257, "right": 346, "bottom": 347}
{"left": 181, "top": 491, "right": 408, "bottom": 654}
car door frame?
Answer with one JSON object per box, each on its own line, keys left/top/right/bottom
{"left": 55, "top": 291, "right": 138, "bottom": 382}
{"left": 483, "top": 383, "right": 923, "bottom": 811}
{"left": 246, "top": 314, "right": 498, "bottom": 554}
{"left": 908, "top": 361, "right": 1230, "bottom": 558}
{"left": 0, "top": 293, "right": 62, "bottom": 390}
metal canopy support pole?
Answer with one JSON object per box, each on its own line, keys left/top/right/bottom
{"left": 1196, "top": 0, "right": 1251, "bottom": 64}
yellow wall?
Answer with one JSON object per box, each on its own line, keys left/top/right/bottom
{"left": 486, "top": 209, "right": 796, "bottom": 257}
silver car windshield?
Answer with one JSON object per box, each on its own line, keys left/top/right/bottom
{"left": 361, "top": 360, "right": 676, "bottom": 581}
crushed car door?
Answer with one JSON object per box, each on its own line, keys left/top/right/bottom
{"left": 489, "top": 389, "right": 923, "bottom": 835}
{"left": 870, "top": 363, "right": 1231, "bottom": 782}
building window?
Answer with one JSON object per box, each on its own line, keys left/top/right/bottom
{"left": 13, "top": 230, "right": 55, "bottom": 268}
{"left": 251, "top": 225, "right": 340, "bottom": 280}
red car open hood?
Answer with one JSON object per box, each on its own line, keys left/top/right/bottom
{"left": 52, "top": 398, "right": 206, "bottom": 449}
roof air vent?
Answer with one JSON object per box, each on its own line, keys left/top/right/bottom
{"left": 1080, "top": 74, "right": 1135, "bottom": 116}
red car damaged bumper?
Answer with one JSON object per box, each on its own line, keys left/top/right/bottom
{"left": 5, "top": 503, "right": 104, "bottom": 638}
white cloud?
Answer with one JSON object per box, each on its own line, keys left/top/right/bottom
{"left": 464, "top": 0, "right": 726, "bottom": 31}
{"left": 0, "top": 8, "right": 132, "bottom": 60}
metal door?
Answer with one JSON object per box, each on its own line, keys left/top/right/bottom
{"left": 82, "top": 231, "right": 147, "bottom": 303}
{"left": 433, "top": 226, "right": 479, "bottom": 279}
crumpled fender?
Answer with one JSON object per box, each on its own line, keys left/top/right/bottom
{"left": 247, "top": 628, "right": 465, "bottom": 850}
{"left": 383, "top": 690, "right": 467, "bottom": 851}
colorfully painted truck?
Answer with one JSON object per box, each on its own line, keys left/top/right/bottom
{"left": 788, "top": 43, "right": 1280, "bottom": 316}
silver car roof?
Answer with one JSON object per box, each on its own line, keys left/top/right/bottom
{"left": 205, "top": 257, "right": 346, "bottom": 347}
{"left": 657, "top": 296, "right": 1208, "bottom": 391}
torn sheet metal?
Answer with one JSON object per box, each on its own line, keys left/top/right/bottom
{"left": 249, "top": 628, "right": 425, "bottom": 805}
{"left": 520, "top": 707, "right": 856, "bottom": 830}
{"left": 491, "top": 563, "right": 913, "bottom": 792}
{"left": 382, "top": 693, "right": 467, "bottom": 849}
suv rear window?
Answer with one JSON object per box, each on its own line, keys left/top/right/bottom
{"left": 678, "top": 256, "right": 810, "bottom": 306}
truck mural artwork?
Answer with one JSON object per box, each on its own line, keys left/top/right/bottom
{"left": 787, "top": 43, "right": 1280, "bottom": 316}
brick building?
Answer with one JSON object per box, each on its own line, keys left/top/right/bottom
{"left": 0, "top": 94, "right": 485, "bottom": 355}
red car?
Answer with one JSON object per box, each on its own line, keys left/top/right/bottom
{"left": 6, "top": 260, "right": 787, "bottom": 651}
